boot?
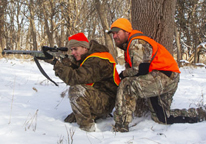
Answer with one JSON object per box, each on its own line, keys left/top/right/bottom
{"left": 80, "top": 123, "right": 96, "bottom": 132}
{"left": 64, "top": 112, "right": 76, "bottom": 123}
{"left": 92, "top": 113, "right": 113, "bottom": 122}
{"left": 113, "top": 123, "right": 129, "bottom": 132}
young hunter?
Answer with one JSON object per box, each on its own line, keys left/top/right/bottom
{"left": 53, "top": 33, "right": 120, "bottom": 132}
{"left": 108, "top": 18, "right": 206, "bottom": 132}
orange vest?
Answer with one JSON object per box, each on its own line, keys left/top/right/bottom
{"left": 125, "top": 30, "right": 181, "bottom": 73}
{"left": 80, "top": 52, "right": 121, "bottom": 86}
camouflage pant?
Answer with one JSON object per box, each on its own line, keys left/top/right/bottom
{"left": 69, "top": 84, "right": 114, "bottom": 127}
{"left": 114, "top": 70, "right": 203, "bottom": 125}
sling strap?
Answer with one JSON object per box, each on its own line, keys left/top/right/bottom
{"left": 34, "top": 57, "right": 58, "bottom": 86}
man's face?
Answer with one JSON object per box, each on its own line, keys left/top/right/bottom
{"left": 112, "top": 30, "right": 129, "bottom": 48}
{"left": 71, "top": 46, "right": 88, "bottom": 61}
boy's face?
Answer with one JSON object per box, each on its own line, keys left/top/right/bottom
{"left": 71, "top": 46, "right": 88, "bottom": 61}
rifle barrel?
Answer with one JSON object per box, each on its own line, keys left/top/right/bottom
{"left": 2, "top": 50, "right": 42, "bottom": 55}
{"left": 2, "top": 47, "right": 67, "bottom": 59}
{"left": 2, "top": 50, "right": 46, "bottom": 59}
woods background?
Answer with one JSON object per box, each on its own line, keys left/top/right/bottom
{"left": 0, "top": 0, "right": 206, "bottom": 65}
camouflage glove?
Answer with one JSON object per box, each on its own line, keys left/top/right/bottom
{"left": 53, "top": 61, "right": 64, "bottom": 76}
{"left": 44, "top": 58, "right": 57, "bottom": 65}
{"left": 61, "top": 57, "right": 78, "bottom": 69}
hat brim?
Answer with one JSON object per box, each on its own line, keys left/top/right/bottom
{"left": 107, "top": 27, "right": 121, "bottom": 34}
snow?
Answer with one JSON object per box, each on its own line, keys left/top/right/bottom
{"left": 0, "top": 58, "right": 206, "bottom": 144}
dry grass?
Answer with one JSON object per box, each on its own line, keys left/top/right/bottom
{"left": 65, "top": 125, "right": 75, "bottom": 144}
{"left": 24, "top": 109, "right": 39, "bottom": 132}
{"left": 8, "top": 77, "right": 16, "bottom": 124}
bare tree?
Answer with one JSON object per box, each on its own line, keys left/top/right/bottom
{"left": 176, "top": 0, "right": 206, "bottom": 64}
{"left": 93, "top": 0, "right": 117, "bottom": 62}
{"left": 0, "top": 0, "right": 7, "bottom": 52}
{"left": 28, "top": 0, "right": 38, "bottom": 50}
{"left": 57, "top": 0, "right": 66, "bottom": 47}
{"left": 175, "top": 25, "right": 182, "bottom": 66}
{"left": 6, "top": 0, "right": 15, "bottom": 50}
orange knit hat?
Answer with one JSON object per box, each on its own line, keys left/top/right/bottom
{"left": 68, "top": 33, "right": 89, "bottom": 49}
{"left": 108, "top": 18, "right": 133, "bottom": 34}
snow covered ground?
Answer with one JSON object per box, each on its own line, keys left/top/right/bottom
{"left": 0, "top": 58, "right": 206, "bottom": 144}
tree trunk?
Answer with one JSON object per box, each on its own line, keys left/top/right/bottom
{"left": 9, "top": 0, "right": 15, "bottom": 50}
{"left": 131, "top": 0, "right": 177, "bottom": 54}
{"left": 175, "top": 26, "right": 182, "bottom": 67}
{"left": 59, "top": 2, "right": 66, "bottom": 47}
{"left": 42, "top": 1, "right": 54, "bottom": 47}
{"left": 93, "top": 0, "right": 117, "bottom": 62}
{"left": 29, "top": 0, "right": 38, "bottom": 50}
{"left": 0, "top": 0, "right": 7, "bottom": 51}
{"left": 16, "top": 2, "right": 21, "bottom": 50}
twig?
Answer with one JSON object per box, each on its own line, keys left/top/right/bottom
{"left": 65, "top": 125, "right": 75, "bottom": 144}
{"left": 24, "top": 109, "right": 39, "bottom": 132}
{"left": 55, "top": 97, "right": 65, "bottom": 109}
{"left": 8, "top": 76, "right": 16, "bottom": 124}
{"left": 86, "top": 132, "right": 93, "bottom": 144}
{"left": 57, "top": 135, "right": 65, "bottom": 144}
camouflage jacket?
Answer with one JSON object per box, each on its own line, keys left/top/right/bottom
{"left": 122, "top": 39, "right": 153, "bottom": 77}
{"left": 54, "top": 40, "right": 118, "bottom": 98}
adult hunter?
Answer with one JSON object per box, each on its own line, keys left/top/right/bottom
{"left": 108, "top": 18, "right": 206, "bottom": 132}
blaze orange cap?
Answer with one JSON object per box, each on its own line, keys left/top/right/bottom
{"left": 68, "top": 33, "right": 89, "bottom": 49}
{"left": 108, "top": 18, "right": 133, "bottom": 34}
